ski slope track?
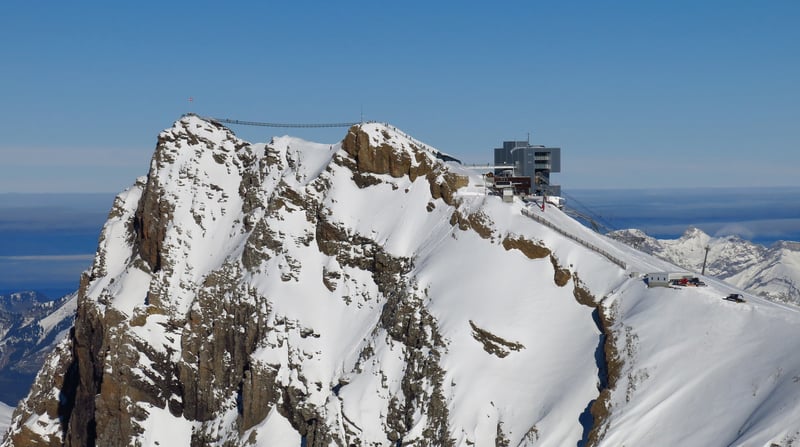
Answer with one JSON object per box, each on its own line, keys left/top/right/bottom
{"left": 3, "top": 115, "right": 800, "bottom": 446}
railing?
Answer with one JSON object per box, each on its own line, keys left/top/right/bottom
{"left": 521, "top": 208, "right": 627, "bottom": 270}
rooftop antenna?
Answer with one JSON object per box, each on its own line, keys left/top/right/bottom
{"left": 527, "top": 132, "right": 530, "bottom": 144}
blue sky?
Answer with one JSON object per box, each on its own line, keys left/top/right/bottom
{"left": 1, "top": 0, "right": 798, "bottom": 192}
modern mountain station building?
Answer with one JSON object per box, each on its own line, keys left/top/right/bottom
{"left": 493, "top": 140, "right": 561, "bottom": 196}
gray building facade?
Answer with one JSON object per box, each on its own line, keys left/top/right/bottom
{"left": 494, "top": 141, "right": 561, "bottom": 196}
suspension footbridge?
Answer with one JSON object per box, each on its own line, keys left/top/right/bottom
{"left": 208, "top": 117, "right": 360, "bottom": 128}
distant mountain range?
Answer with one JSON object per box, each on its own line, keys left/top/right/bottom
{"left": 0, "top": 291, "right": 76, "bottom": 405}
{"left": 608, "top": 227, "right": 800, "bottom": 306}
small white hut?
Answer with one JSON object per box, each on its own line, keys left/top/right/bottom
{"left": 645, "top": 272, "right": 693, "bottom": 288}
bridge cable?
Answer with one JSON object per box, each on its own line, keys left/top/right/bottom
{"left": 209, "top": 117, "right": 360, "bottom": 129}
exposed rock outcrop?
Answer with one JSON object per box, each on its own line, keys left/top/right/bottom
{"left": 468, "top": 320, "right": 525, "bottom": 358}
{"left": 341, "top": 125, "right": 467, "bottom": 206}
{"left": 502, "top": 235, "right": 551, "bottom": 259}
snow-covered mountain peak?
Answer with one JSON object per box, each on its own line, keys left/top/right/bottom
{"left": 152, "top": 114, "right": 251, "bottom": 177}
{"left": 774, "top": 240, "right": 800, "bottom": 251}
{"left": 352, "top": 121, "right": 454, "bottom": 163}
{"left": 6, "top": 117, "right": 800, "bottom": 447}
{"left": 678, "top": 226, "right": 709, "bottom": 243}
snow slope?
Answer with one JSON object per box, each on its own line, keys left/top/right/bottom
{"left": 5, "top": 115, "right": 800, "bottom": 446}
{"left": 0, "top": 401, "right": 11, "bottom": 443}
{"left": 514, "top": 206, "right": 800, "bottom": 446}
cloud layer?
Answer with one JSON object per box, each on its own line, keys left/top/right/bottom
{"left": 566, "top": 187, "right": 800, "bottom": 244}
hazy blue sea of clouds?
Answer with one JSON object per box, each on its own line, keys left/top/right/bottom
{"left": 0, "top": 193, "right": 113, "bottom": 298}
{"left": 1, "top": 187, "right": 798, "bottom": 297}
{"left": 566, "top": 186, "right": 800, "bottom": 245}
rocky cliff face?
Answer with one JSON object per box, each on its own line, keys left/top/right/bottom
{"left": 5, "top": 116, "right": 800, "bottom": 447}
{"left": 609, "top": 228, "right": 800, "bottom": 305}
